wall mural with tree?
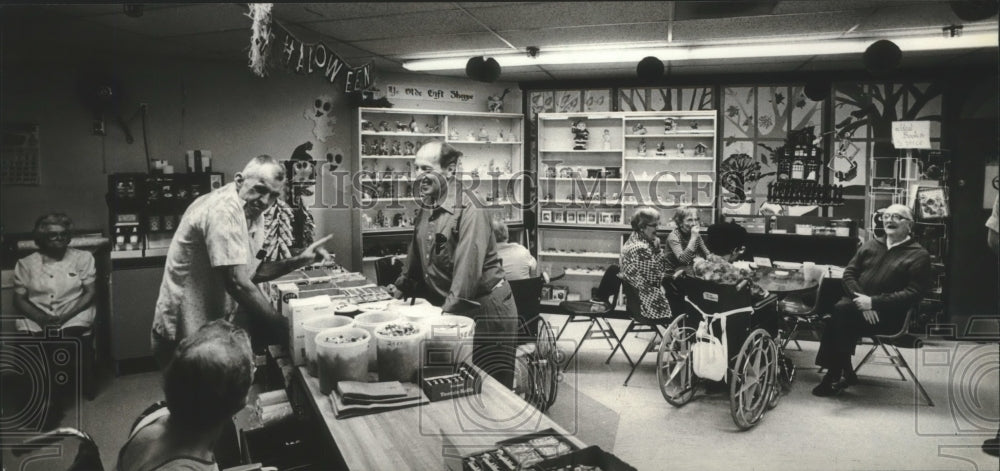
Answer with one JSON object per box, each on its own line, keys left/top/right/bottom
{"left": 830, "top": 81, "right": 943, "bottom": 225}
{"left": 720, "top": 85, "right": 824, "bottom": 216}
{"left": 617, "top": 86, "right": 713, "bottom": 112}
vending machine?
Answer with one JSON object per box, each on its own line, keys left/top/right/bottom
{"left": 107, "top": 172, "right": 223, "bottom": 258}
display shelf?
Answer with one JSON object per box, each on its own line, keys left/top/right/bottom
{"left": 538, "top": 251, "right": 620, "bottom": 259}
{"left": 361, "top": 132, "right": 445, "bottom": 138}
{"left": 356, "top": 107, "right": 524, "bottom": 270}
{"left": 536, "top": 109, "right": 717, "bottom": 308}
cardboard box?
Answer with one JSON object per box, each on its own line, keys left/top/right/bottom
{"left": 287, "top": 295, "right": 339, "bottom": 366}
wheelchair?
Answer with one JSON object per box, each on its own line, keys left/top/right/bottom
{"left": 515, "top": 317, "right": 562, "bottom": 412}
{"left": 656, "top": 274, "right": 789, "bottom": 430}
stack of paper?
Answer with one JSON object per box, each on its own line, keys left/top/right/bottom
{"left": 329, "top": 381, "right": 429, "bottom": 419}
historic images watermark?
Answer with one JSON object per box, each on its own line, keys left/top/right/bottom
{"left": 307, "top": 162, "right": 725, "bottom": 214}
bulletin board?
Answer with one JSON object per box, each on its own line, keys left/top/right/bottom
{"left": 1, "top": 123, "right": 40, "bottom": 185}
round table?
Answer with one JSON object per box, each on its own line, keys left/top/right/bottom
{"left": 751, "top": 267, "right": 819, "bottom": 295}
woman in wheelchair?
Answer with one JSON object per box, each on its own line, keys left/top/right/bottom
{"left": 620, "top": 207, "right": 672, "bottom": 321}
{"left": 812, "top": 204, "right": 931, "bottom": 397}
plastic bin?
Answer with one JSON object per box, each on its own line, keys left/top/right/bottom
{"left": 303, "top": 315, "right": 354, "bottom": 377}
{"left": 354, "top": 311, "right": 402, "bottom": 371}
{"left": 374, "top": 322, "right": 426, "bottom": 383}
{"left": 316, "top": 327, "right": 370, "bottom": 395}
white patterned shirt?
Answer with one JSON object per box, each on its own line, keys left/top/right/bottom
{"left": 13, "top": 248, "right": 96, "bottom": 332}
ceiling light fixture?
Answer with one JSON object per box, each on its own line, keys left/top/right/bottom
{"left": 401, "top": 29, "right": 997, "bottom": 72}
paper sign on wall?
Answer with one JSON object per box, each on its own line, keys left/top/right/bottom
{"left": 892, "top": 121, "right": 931, "bottom": 149}
{"left": 385, "top": 84, "right": 476, "bottom": 103}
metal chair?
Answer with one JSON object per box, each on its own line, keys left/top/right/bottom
{"left": 610, "top": 278, "right": 671, "bottom": 386}
{"left": 373, "top": 255, "right": 404, "bottom": 286}
{"left": 557, "top": 265, "right": 622, "bottom": 371}
{"left": 10, "top": 428, "right": 104, "bottom": 471}
{"left": 777, "top": 275, "right": 842, "bottom": 351}
{"left": 509, "top": 276, "right": 544, "bottom": 344}
{"left": 853, "top": 305, "right": 934, "bottom": 406}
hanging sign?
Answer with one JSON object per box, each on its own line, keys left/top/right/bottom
{"left": 891, "top": 121, "right": 931, "bottom": 149}
{"left": 268, "top": 22, "right": 373, "bottom": 94}
{"left": 385, "top": 84, "right": 476, "bottom": 103}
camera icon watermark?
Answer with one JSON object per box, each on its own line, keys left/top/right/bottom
{"left": 0, "top": 327, "right": 83, "bottom": 439}
{"left": 914, "top": 340, "right": 998, "bottom": 438}
{"left": 418, "top": 317, "right": 577, "bottom": 439}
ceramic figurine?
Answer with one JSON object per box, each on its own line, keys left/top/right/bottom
{"left": 478, "top": 127, "right": 489, "bottom": 142}
{"left": 362, "top": 213, "right": 373, "bottom": 229}
{"left": 676, "top": 143, "right": 685, "bottom": 155}
{"left": 409, "top": 116, "right": 419, "bottom": 133}
{"left": 396, "top": 121, "right": 408, "bottom": 132}
{"left": 468, "top": 131, "right": 476, "bottom": 141}
{"left": 376, "top": 209, "right": 386, "bottom": 227}
{"left": 379, "top": 121, "right": 390, "bottom": 132}
{"left": 664, "top": 117, "right": 675, "bottom": 132}
{"left": 655, "top": 142, "right": 666, "bottom": 156}
{"left": 689, "top": 121, "right": 699, "bottom": 130}
{"left": 361, "top": 141, "right": 370, "bottom": 155}
{"left": 602, "top": 129, "right": 612, "bottom": 150}
{"left": 450, "top": 129, "right": 460, "bottom": 140}
{"left": 571, "top": 120, "right": 589, "bottom": 150}
{"left": 361, "top": 120, "right": 373, "bottom": 131}
{"left": 379, "top": 139, "right": 389, "bottom": 155}
{"left": 638, "top": 138, "right": 647, "bottom": 156}
{"left": 694, "top": 142, "right": 708, "bottom": 157}
{"left": 498, "top": 129, "right": 505, "bottom": 142}
{"left": 631, "top": 123, "right": 647, "bottom": 135}
{"left": 404, "top": 141, "right": 415, "bottom": 155}
{"left": 487, "top": 88, "right": 510, "bottom": 113}
{"left": 390, "top": 140, "right": 401, "bottom": 155}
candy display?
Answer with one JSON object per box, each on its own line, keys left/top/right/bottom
{"left": 303, "top": 315, "right": 354, "bottom": 377}
{"left": 375, "top": 322, "right": 425, "bottom": 383}
{"left": 354, "top": 311, "right": 402, "bottom": 372}
{"left": 316, "top": 327, "right": 370, "bottom": 395}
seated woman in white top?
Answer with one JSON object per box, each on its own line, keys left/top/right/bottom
{"left": 491, "top": 218, "right": 537, "bottom": 281}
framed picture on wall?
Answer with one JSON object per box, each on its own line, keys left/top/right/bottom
{"left": 577, "top": 211, "right": 588, "bottom": 224}
{"left": 600, "top": 213, "right": 613, "bottom": 224}
{"left": 587, "top": 212, "right": 598, "bottom": 224}
{"left": 916, "top": 186, "right": 949, "bottom": 220}
{"left": 566, "top": 211, "right": 577, "bottom": 223}
{"left": 554, "top": 211, "right": 565, "bottom": 224}
{"left": 541, "top": 210, "right": 552, "bottom": 223}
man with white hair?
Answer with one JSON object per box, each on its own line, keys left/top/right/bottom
{"left": 812, "top": 203, "right": 931, "bottom": 396}
{"left": 152, "top": 155, "right": 332, "bottom": 368}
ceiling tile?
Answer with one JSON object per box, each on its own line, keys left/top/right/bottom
{"left": 274, "top": 3, "right": 457, "bottom": 22}
{"left": 857, "top": 3, "right": 971, "bottom": 33}
{"left": 356, "top": 33, "right": 512, "bottom": 57}
{"left": 673, "top": 1, "right": 778, "bottom": 21}
{"left": 771, "top": 1, "right": 922, "bottom": 15}
{"left": 306, "top": 10, "right": 483, "bottom": 41}
{"left": 468, "top": 2, "right": 672, "bottom": 31}
{"left": 672, "top": 11, "right": 866, "bottom": 42}
{"left": 82, "top": 4, "right": 251, "bottom": 38}
{"left": 502, "top": 23, "right": 672, "bottom": 49}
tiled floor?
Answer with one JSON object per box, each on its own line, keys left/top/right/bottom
{"left": 13, "top": 315, "right": 1000, "bottom": 470}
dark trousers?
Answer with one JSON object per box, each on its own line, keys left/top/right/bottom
{"left": 815, "top": 298, "right": 904, "bottom": 371}
{"left": 467, "top": 282, "right": 519, "bottom": 390}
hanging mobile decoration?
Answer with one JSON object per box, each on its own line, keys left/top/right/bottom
{"left": 247, "top": 3, "right": 274, "bottom": 78}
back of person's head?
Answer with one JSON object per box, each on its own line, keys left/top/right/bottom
{"left": 163, "top": 320, "right": 253, "bottom": 431}
{"left": 705, "top": 221, "right": 748, "bottom": 257}
{"left": 630, "top": 207, "right": 660, "bottom": 232}
{"left": 491, "top": 217, "right": 510, "bottom": 243}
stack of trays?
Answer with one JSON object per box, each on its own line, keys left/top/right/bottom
{"left": 420, "top": 363, "right": 482, "bottom": 402}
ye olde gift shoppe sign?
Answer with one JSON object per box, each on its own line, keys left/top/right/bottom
{"left": 386, "top": 84, "right": 477, "bottom": 103}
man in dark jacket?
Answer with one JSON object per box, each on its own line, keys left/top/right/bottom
{"left": 813, "top": 204, "right": 931, "bottom": 397}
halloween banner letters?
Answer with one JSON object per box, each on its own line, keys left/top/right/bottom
{"left": 278, "top": 27, "right": 372, "bottom": 93}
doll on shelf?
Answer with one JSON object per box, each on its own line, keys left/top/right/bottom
{"left": 676, "top": 143, "right": 685, "bottom": 155}
{"left": 664, "top": 117, "right": 675, "bottom": 132}
{"left": 571, "top": 120, "right": 589, "bottom": 150}
{"left": 409, "top": 116, "right": 419, "bottom": 133}
{"left": 655, "top": 142, "right": 666, "bottom": 156}
{"left": 638, "top": 138, "right": 647, "bottom": 156}
{"left": 404, "top": 141, "right": 415, "bottom": 155}
{"left": 602, "top": 129, "right": 612, "bottom": 150}
{"left": 390, "top": 140, "right": 402, "bottom": 155}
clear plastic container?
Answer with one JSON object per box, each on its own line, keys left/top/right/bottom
{"left": 354, "top": 311, "right": 402, "bottom": 371}
{"left": 421, "top": 315, "right": 476, "bottom": 375}
{"left": 374, "top": 322, "right": 426, "bottom": 383}
{"left": 389, "top": 298, "right": 443, "bottom": 324}
{"left": 316, "top": 327, "right": 370, "bottom": 395}
{"left": 303, "top": 315, "right": 354, "bottom": 377}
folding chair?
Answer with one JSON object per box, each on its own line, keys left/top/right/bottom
{"left": 853, "top": 305, "right": 934, "bottom": 406}
{"left": 557, "top": 265, "right": 622, "bottom": 371}
{"left": 11, "top": 428, "right": 104, "bottom": 471}
{"left": 778, "top": 275, "right": 842, "bottom": 351}
{"left": 373, "top": 255, "right": 404, "bottom": 287}
{"left": 611, "top": 278, "right": 671, "bottom": 386}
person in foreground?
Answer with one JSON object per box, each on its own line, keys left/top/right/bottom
{"left": 117, "top": 320, "right": 253, "bottom": 471}
{"left": 812, "top": 204, "right": 931, "bottom": 397}
{"left": 151, "top": 155, "right": 332, "bottom": 369}
{"left": 982, "top": 195, "right": 999, "bottom": 457}
{"left": 491, "top": 217, "right": 537, "bottom": 281}
{"left": 619, "top": 207, "right": 672, "bottom": 321}
{"left": 390, "top": 140, "right": 518, "bottom": 388}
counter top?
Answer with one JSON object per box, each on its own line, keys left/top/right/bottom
{"left": 297, "top": 366, "right": 586, "bottom": 470}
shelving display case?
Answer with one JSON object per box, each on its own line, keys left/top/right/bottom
{"left": 354, "top": 107, "right": 524, "bottom": 279}
{"left": 535, "top": 110, "right": 717, "bottom": 305}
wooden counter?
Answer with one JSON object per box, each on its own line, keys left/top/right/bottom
{"left": 297, "top": 366, "right": 585, "bottom": 470}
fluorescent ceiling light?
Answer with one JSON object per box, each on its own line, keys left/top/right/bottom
{"left": 402, "top": 30, "right": 998, "bottom": 72}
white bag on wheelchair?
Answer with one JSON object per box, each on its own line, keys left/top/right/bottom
{"left": 692, "top": 320, "right": 727, "bottom": 382}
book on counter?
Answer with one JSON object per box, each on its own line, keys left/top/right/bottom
{"left": 329, "top": 381, "right": 429, "bottom": 419}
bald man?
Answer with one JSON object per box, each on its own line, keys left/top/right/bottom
{"left": 152, "top": 155, "right": 331, "bottom": 368}
{"left": 813, "top": 204, "right": 931, "bottom": 396}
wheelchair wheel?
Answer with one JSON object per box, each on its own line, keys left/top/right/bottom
{"left": 522, "top": 318, "right": 560, "bottom": 412}
{"left": 730, "top": 329, "right": 779, "bottom": 430}
{"left": 657, "top": 314, "right": 697, "bottom": 407}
